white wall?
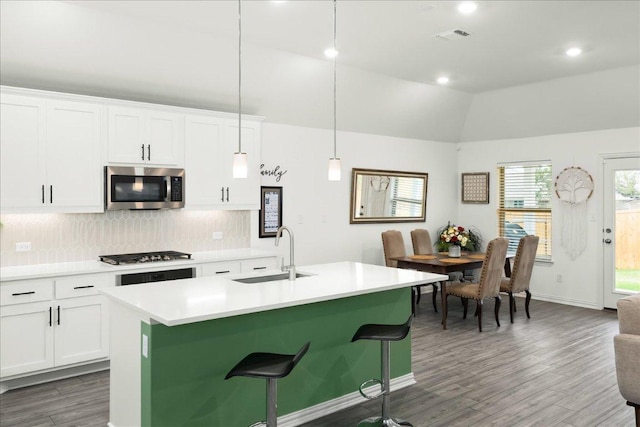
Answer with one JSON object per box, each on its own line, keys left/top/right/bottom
{"left": 250, "top": 122, "right": 459, "bottom": 267}
{"left": 457, "top": 127, "right": 640, "bottom": 309}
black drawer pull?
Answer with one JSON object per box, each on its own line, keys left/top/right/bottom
{"left": 253, "top": 266, "right": 267, "bottom": 270}
{"left": 49, "top": 307, "right": 52, "bottom": 327}
{"left": 73, "top": 285, "right": 95, "bottom": 290}
{"left": 215, "top": 270, "right": 230, "bottom": 274}
{"left": 57, "top": 306, "right": 60, "bottom": 325}
{"left": 12, "top": 291, "right": 35, "bottom": 296}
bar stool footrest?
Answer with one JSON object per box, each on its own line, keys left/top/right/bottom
{"left": 248, "top": 422, "right": 267, "bottom": 427}
{"left": 359, "top": 378, "right": 384, "bottom": 400}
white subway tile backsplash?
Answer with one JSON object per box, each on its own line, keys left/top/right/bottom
{"left": 0, "top": 210, "right": 250, "bottom": 267}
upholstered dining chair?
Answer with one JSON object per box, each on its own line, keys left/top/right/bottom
{"left": 382, "top": 230, "right": 438, "bottom": 313}
{"left": 411, "top": 229, "right": 465, "bottom": 284}
{"left": 443, "top": 237, "right": 509, "bottom": 332}
{"left": 500, "top": 234, "right": 539, "bottom": 323}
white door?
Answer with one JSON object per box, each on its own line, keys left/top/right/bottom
{"left": 107, "top": 106, "right": 145, "bottom": 164}
{"left": 184, "top": 115, "right": 224, "bottom": 207}
{"left": 54, "top": 296, "right": 109, "bottom": 366}
{"left": 0, "top": 302, "right": 54, "bottom": 377}
{"left": 147, "top": 111, "right": 183, "bottom": 166}
{"left": 46, "top": 100, "right": 103, "bottom": 212}
{"left": 222, "top": 119, "right": 260, "bottom": 208}
{"left": 603, "top": 156, "right": 640, "bottom": 308}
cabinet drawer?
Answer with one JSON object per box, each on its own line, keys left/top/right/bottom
{"left": 55, "top": 274, "right": 110, "bottom": 299}
{"left": 0, "top": 279, "right": 54, "bottom": 306}
{"left": 241, "top": 257, "right": 277, "bottom": 273}
{"left": 200, "top": 261, "right": 241, "bottom": 277}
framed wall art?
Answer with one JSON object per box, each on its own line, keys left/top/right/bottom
{"left": 461, "top": 172, "right": 489, "bottom": 204}
{"left": 259, "top": 186, "right": 283, "bottom": 238}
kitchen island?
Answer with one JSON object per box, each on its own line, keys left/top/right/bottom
{"left": 101, "top": 261, "right": 446, "bottom": 427}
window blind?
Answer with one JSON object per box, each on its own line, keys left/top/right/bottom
{"left": 391, "top": 176, "right": 424, "bottom": 217}
{"left": 498, "top": 163, "right": 552, "bottom": 260}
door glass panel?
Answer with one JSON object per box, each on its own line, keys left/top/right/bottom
{"left": 614, "top": 169, "right": 640, "bottom": 293}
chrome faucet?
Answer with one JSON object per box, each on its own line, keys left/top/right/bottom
{"left": 274, "top": 225, "right": 296, "bottom": 281}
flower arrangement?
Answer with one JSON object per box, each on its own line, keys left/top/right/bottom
{"left": 436, "top": 222, "right": 482, "bottom": 252}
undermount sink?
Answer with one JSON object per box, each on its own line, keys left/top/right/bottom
{"left": 233, "top": 272, "right": 312, "bottom": 284}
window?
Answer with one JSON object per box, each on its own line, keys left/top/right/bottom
{"left": 498, "top": 162, "right": 552, "bottom": 260}
{"left": 390, "top": 176, "right": 424, "bottom": 217}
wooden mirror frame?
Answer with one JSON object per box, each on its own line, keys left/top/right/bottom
{"left": 350, "top": 168, "right": 428, "bottom": 224}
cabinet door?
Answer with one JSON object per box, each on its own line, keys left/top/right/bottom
{"left": 222, "top": 119, "right": 261, "bottom": 209}
{"left": 0, "top": 301, "right": 54, "bottom": 377}
{"left": 46, "top": 100, "right": 103, "bottom": 212}
{"left": 185, "top": 115, "right": 224, "bottom": 208}
{"left": 54, "top": 295, "right": 109, "bottom": 367}
{"left": 0, "top": 94, "right": 47, "bottom": 212}
{"left": 147, "top": 111, "right": 184, "bottom": 166}
{"left": 107, "top": 106, "right": 145, "bottom": 164}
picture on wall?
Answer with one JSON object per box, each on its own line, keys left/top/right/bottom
{"left": 461, "top": 172, "right": 490, "bottom": 204}
{"left": 259, "top": 186, "right": 283, "bottom": 238}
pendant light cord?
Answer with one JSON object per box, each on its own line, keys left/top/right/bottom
{"left": 238, "top": 0, "right": 242, "bottom": 153}
{"left": 332, "top": 0, "right": 337, "bottom": 159}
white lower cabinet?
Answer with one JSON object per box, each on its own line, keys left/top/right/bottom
{"left": 198, "top": 257, "right": 277, "bottom": 277}
{"left": 0, "top": 274, "right": 110, "bottom": 379}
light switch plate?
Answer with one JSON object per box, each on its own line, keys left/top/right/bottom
{"left": 142, "top": 334, "right": 148, "bottom": 358}
{"left": 212, "top": 232, "right": 223, "bottom": 240}
{"left": 16, "top": 242, "right": 32, "bottom": 252}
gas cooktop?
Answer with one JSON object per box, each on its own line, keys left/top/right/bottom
{"left": 99, "top": 251, "right": 192, "bottom": 265}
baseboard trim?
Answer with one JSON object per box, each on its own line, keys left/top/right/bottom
{"left": 0, "top": 361, "right": 110, "bottom": 394}
{"left": 530, "top": 293, "right": 599, "bottom": 310}
{"left": 278, "top": 373, "right": 416, "bottom": 427}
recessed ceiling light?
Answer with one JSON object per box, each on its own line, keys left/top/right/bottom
{"left": 566, "top": 47, "right": 582, "bottom": 57}
{"left": 437, "top": 76, "right": 450, "bottom": 85}
{"left": 324, "top": 47, "right": 339, "bottom": 58}
{"left": 457, "top": 2, "right": 478, "bottom": 14}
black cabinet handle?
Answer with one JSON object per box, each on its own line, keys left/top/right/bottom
{"left": 215, "top": 270, "right": 230, "bottom": 274}
{"left": 147, "top": 144, "right": 151, "bottom": 161}
{"left": 12, "top": 291, "right": 35, "bottom": 296}
{"left": 221, "top": 187, "right": 225, "bottom": 202}
{"left": 253, "top": 266, "right": 267, "bottom": 270}
{"left": 226, "top": 187, "right": 229, "bottom": 202}
{"left": 42, "top": 185, "right": 45, "bottom": 204}
{"left": 141, "top": 144, "right": 145, "bottom": 160}
{"left": 49, "top": 307, "right": 52, "bottom": 327}
{"left": 73, "top": 285, "right": 94, "bottom": 290}
{"left": 57, "top": 306, "right": 60, "bottom": 325}
{"left": 50, "top": 185, "right": 53, "bottom": 204}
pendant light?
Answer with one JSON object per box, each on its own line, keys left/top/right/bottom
{"left": 232, "top": 0, "right": 248, "bottom": 179}
{"left": 327, "top": 0, "right": 341, "bottom": 181}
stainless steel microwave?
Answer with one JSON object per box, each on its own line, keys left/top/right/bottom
{"left": 105, "top": 166, "right": 185, "bottom": 210}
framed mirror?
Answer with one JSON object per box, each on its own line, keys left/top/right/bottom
{"left": 350, "top": 168, "right": 428, "bottom": 224}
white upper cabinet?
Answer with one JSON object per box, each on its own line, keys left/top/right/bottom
{"left": 185, "top": 115, "right": 262, "bottom": 210}
{"left": 107, "top": 106, "right": 184, "bottom": 166}
{"left": 0, "top": 94, "right": 46, "bottom": 211}
{"left": 0, "top": 92, "right": 103, "bottom": 213}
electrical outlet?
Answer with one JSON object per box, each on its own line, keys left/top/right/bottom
{"left": 556, "top": 274, "right": 563, "bottom": 283}
{"left": 212, "top": 232, "right": 223, "bottom": 240}
{"left": 16, "top": 242, "right": 32, "bottom": 252}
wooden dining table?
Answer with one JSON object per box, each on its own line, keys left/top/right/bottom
{"left": 391, "top": 252, "right": 513, "bottom": 329}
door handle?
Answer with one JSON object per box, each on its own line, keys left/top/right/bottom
{"left": 50, "top": 185, "right": 53, "bottom": 204}
{"left": 147, "top": 144, "right": 151, "bottom": 161}
{"left": 604, "top": 239, "right": 612, "bottom": 244}
{"left": 49, "top": 307, "right": 53, "bottom": 327}
{"left": 141, "top": 144, "right": 145, "bottom": 161}
{"left": 57, "top": 305, "right": 61, "bottom": 325}
{"left": 42, "top": 185, "right": 45, "bottom": 204}
{"left": 221, "top": 187, "right": 225, "bottom": 202}
{"left": 226, "top": 187, "right": 229, "bottom": 202}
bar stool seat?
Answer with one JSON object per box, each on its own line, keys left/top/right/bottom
{"left": 352, "top": 316, "right": 413, "bottom": 427}
{"left": 225, "top": 342, "right": 310, "bottom": 427}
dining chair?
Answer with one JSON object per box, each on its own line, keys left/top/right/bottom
{"left": 443, "top": 237, "right": 509, "bottom": 332}
{"left": 382, "top": 230, "right": 438, "bottom": 313}
{"left": 411, "top": 229, "right": 465, "bottom": 284}
{"left": 500, "top": 234, "right": 539, "bottom": 323}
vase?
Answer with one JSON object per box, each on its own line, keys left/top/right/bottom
{"left": 449, "top": 245, "right": 461, "bottom": 258}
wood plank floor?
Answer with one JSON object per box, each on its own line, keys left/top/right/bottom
{"left": 0, "top": 298, "right": 634, "bottom": 427}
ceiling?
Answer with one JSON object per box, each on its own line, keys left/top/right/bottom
{"left": 65, "top": 0, "right": 640, "bottom": 94}
{"left": 1, "top": 1, "right": 639, "bottom": 142}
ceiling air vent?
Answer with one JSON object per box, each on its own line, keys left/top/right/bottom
{"left": 435, "top": 29, "right": 471, "bottom": 41}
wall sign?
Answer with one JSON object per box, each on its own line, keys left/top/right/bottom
{"left": 259, "top": 186, "right": 283, "bottom": 238}
{"left": 260, "top": 164, "right": 288, "bottom": 182}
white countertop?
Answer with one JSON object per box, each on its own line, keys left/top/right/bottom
{"left": 0, "top": 249, "right": 276, "bottom": 282}
{"left": 100, "top": 261, "right": 448, "bottom": 326}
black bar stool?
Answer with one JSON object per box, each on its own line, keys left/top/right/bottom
{"left": 225, "top": 342, "right": 310, "bottom": 427}
{"left": 351, "top": 316, "right": 413, "bottom": 427}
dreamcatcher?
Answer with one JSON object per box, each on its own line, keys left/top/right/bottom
{"left": 554, "top": 166, "right": 594, "bottom": 260}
